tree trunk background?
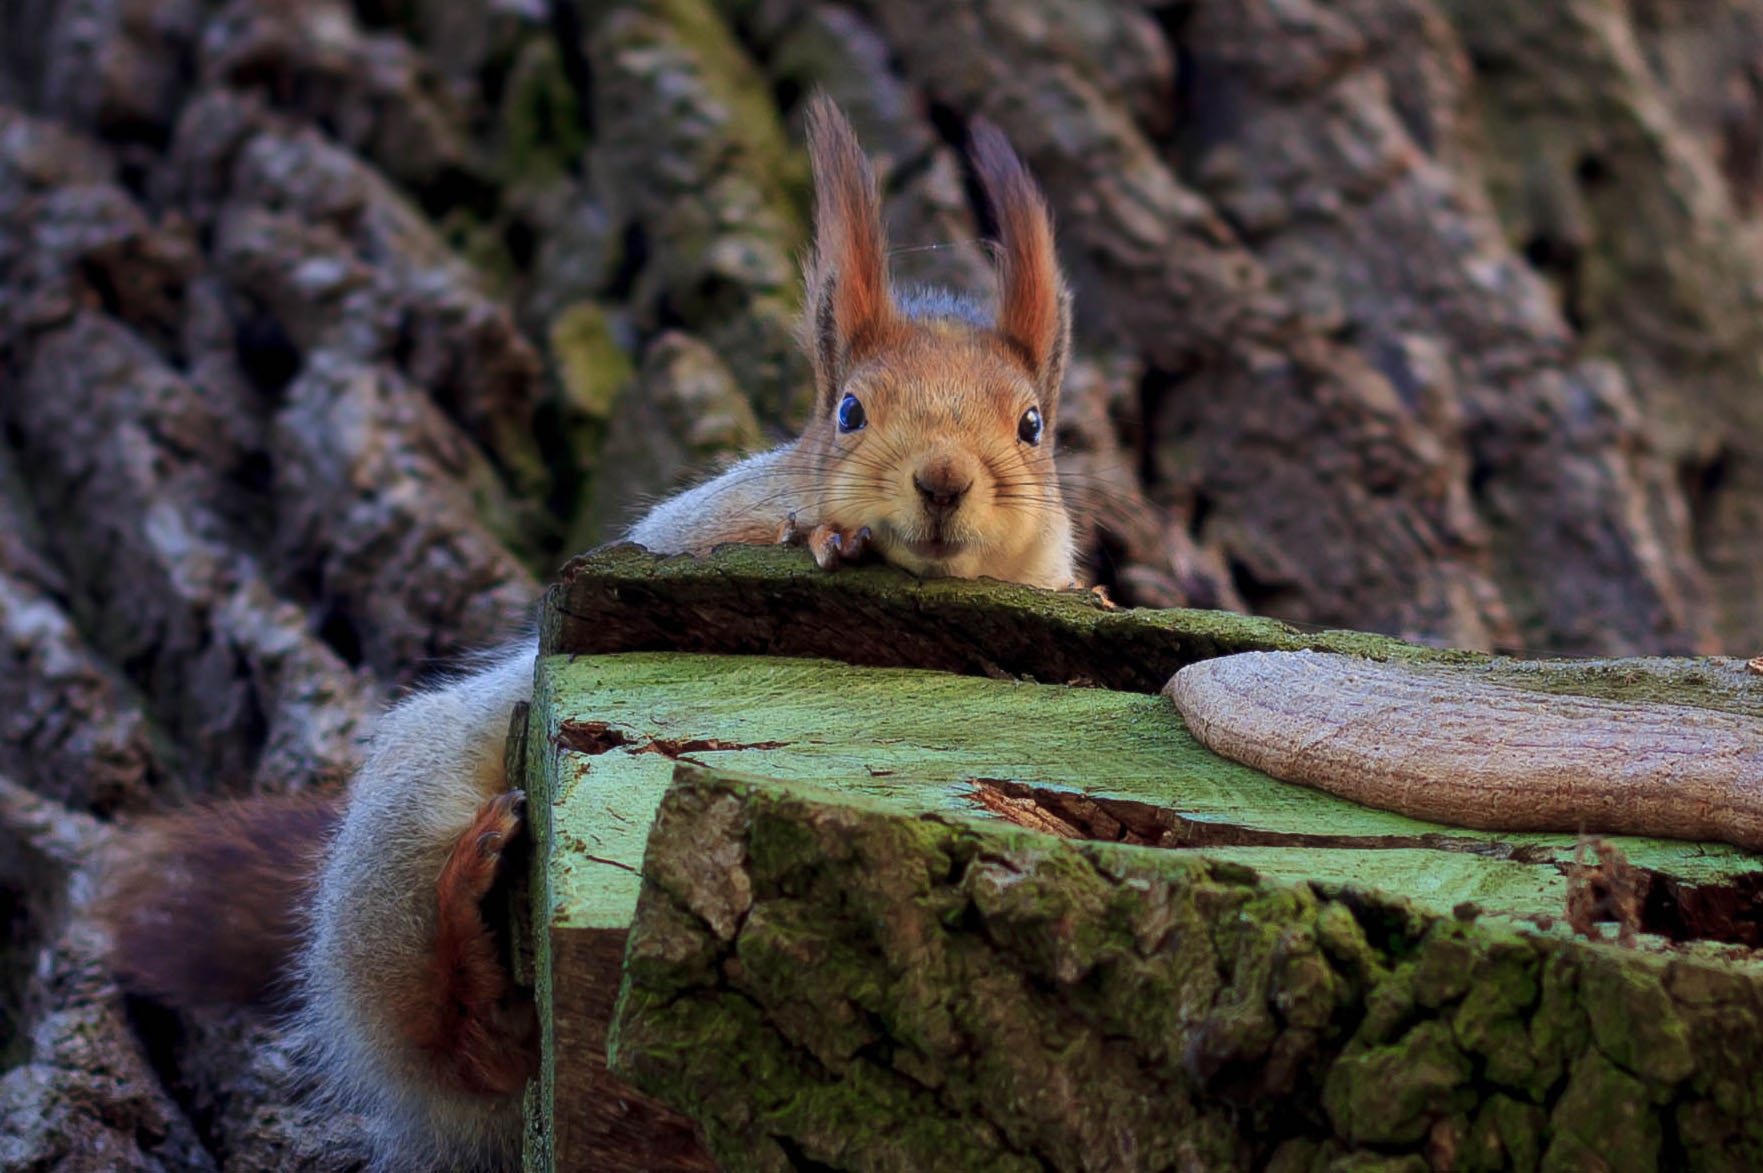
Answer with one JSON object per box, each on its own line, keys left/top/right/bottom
{"left": 2, "top": 0, "right": 1761, "bottom": 1167}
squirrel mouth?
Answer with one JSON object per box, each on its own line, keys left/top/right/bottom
{"left": 902, "top": 537, "right": 965, "bottom": 561}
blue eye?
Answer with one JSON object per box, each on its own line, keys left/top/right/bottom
{"left": 837, "top": 393, "right": 866, "bottom": 433}
{"left": 1018, "top": 406, "right": 1043, "bottom": 445}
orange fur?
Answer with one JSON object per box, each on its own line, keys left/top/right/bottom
{"left": 101, "top": 785, "right": 535, "bottom": 1099}
{"left": 802, "top": 93, "right": 901, "bottom": 414}
{"left": 100, "top": 792, "right": 341, "bottom": 1008}
{"left": 758, "top": 96, "right": 1080, "bottom": 590}
{"left": 399, "top": 790, "right": 536, "bottom": 1098}
{"left": 968, "top": 117, "right": 1071, "bottom": 411}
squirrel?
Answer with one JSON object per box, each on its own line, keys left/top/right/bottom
{"left": 100, "top": 95, "right": 1080, "bottom": 1171}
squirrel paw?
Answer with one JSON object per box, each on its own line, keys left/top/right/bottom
{"left": 442, "top": 789, "right": 527, "bottom": 909}
{"left": 417, "top": 789, "right": 535, "bottom": 1097}
{"left": 809, "top": 523, "right": 871, "bottom": 570}
{"left": 778, "top": 512, "right": 871, "bottom": 570}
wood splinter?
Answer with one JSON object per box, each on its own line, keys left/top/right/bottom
{"left": 1164, "top": 651, "right": 1763, "bottom": 852}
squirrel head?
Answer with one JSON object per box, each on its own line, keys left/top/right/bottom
{"left": 795, "top": 95, "right": 1076, "bottom": 588}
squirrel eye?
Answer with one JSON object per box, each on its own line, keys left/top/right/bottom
{"left": 837, "top": 393, "right": 866, "bottom": 433}
{"left": 1018, "top": 406, "right": 1043, "bottom": 446}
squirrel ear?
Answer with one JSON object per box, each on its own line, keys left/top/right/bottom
{"left": 802, "top": 93, "right": 897, "bottom": 417}
{"left": 969, "top": 118, "right": 1072, "bottom": 423}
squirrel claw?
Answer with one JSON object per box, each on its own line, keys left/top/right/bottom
{"left": 448, "top": 790, "right": 526, "bottom": 901}
{"left": 807, "top": 522, "right": 869, "bottom": 571}
{"left": 483, "top": 789, "right": 525, "bottom": 835}
{"left": 779, "top": 514, "right": 870, "bottom": 570}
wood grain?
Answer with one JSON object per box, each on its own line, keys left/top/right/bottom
{"left": 1166, "top": 651, "right": 1763, "bottom": 851}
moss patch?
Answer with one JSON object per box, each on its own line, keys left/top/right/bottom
{"left": 605, "top": 768, "right": 1763, "bottom": 1172}
{"left": 497, "top": 34, "right": 589, "bottom": 187}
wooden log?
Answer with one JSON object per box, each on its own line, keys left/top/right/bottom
{"left": 522, "top": 546, "right": 1493, "bottom": 1171}
{"left": 539, "top": 545, "right": 1470, "bottom": 692}
{"left": 544, "top": 547, "right": 1763, "bottom": 713}
{"left": 511, "top": 696, "right": 713, "bottom": 1173}
{"left": 611, "top": 765, "right": 1763, "bottom": 1172}
{"left": 522, "top": 646, "right": 1763, "bottom": 1171}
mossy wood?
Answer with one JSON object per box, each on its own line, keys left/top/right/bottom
{"left": 520, "top": 643, "right": 1763, "bottom": 1171}
{"left": 613, "top": 768, "right": 1763, "bottom": 1173}
{"left": 538, "top": 545, "right": 1479, "bottom": 691}
{"left": 546, "top": 547, "right": 1763, "bottom": 714}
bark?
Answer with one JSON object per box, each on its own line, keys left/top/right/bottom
{"left": 4, "top": 0, "right": 1763, "bottom": 1166}
{"left": 0, "top": 458, "right": 165, "bottom": 816}
{"left": 541, "top": 545, "right": 1466, "bottom": 694}
{"left": 606, "top": 766, "right": 1763, "bottom": 1173}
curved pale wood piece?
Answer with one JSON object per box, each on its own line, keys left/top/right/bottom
{"left": 1165, "top": 651, "right": 1763, "bottom": 852}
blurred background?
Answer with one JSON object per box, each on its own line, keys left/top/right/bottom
{"left": 2, "top": 0, "right": 1762, "bottom": 1164}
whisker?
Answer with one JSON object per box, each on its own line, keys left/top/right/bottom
{"left": 887, "top": 239, "right": 984, "bottom": 257}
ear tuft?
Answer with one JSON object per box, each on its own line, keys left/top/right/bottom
{"left": 801, "top": 93, "right": 896, "bottom": 417}
{"left": 969, "top": 117, "right": 1071, "bottom": 421}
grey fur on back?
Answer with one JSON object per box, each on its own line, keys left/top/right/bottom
{"left": 623, "top": 445, "right": 809, "bottom": 555}
{"left": 294, "top": 643, "right": 534, "bottom": 1171}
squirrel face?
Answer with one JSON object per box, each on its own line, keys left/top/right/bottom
{"left": 795, "top": 96, "right": 1077, "bottom": 589}
{"left": 810, "top": 325, "right": 1067, "bottom": 583}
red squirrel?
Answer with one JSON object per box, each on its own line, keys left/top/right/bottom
{"left": 101, "top": 95, "right": 1079, "bottom": 1170}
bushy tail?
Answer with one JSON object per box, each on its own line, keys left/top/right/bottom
{"left": 100, "top": 792, "right": 343, "bottom": 1008}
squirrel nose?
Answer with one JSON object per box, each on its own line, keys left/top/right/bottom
{"left": 913, "top": 462, "right": 972, "bottom": 519}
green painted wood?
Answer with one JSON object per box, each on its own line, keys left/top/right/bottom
{"left": 524, "top": 648, "right": 1763, "bottom": 1170}
{"left": 529, "top": 652, "right": 1763, "bottom": 941}
{"left": 544, "top": 545, "right": 1763, "bottom": 718}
